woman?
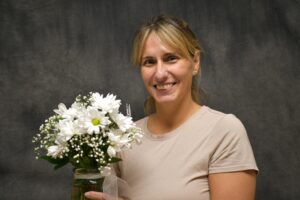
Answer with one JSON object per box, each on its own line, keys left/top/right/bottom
{"left": 86, "top": 15, "right": 258, "bottom": 200}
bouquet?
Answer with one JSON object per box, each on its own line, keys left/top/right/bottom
{"left": 33, "top": 92, "right": 143, "bottom": 175}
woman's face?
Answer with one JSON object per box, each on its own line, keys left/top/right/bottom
{"left": 140, "top": 32, "right": 199, "bottom": 106}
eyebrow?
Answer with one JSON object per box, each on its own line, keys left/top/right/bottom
{"left": 163, "top": 52, "right": 178, "bottom": 57}
{"left": 141, "top": 56, "right": 154, "bottom": 60}
{"left": 142, "top": 52, "right": 179, "bottom": 59}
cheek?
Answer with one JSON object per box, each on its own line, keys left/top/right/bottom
{"left": 140, "top": 68, "right": 152, "bottom": 84}
{"left": 172, "top": 60, "right": 194, "bottom": 77}
{"left": 174, "top": 68, "right": 193, "bottom": 80}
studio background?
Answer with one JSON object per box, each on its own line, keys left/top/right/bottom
{"left": 0, "top": 0, "right": 299, "bottom": 199}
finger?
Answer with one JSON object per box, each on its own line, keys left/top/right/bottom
{"left": 85, "top": 191, "right": 105, "bottom": 200}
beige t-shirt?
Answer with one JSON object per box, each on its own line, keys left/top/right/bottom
{"left": 116, "top": 106, "right": 258, "bottom": 200}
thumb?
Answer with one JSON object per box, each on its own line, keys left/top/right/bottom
{"left": 85, "top": 191, "right": 105, "bottom": 200}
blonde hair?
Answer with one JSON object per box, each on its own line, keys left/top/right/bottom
{"left": 132, "top": 15, "right": 204, "bottom": 114}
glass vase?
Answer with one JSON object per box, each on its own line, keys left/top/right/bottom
{"left": 71, "top": 168, "right": 104, "bottom": 200}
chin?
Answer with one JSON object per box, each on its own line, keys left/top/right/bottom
{"left": 153, "top": 95, "right": 178, "bottom": 104}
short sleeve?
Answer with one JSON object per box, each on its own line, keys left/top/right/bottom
{"left": 208, "top": 114, "right": 258, "bottom": 174}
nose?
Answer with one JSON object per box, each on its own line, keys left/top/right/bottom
{"left": 154, "top": 61, "right": 168, "bottom": 82}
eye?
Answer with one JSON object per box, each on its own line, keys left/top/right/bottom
{"left": 164, "top": 54, "right": 179, "bottom": 63}
{"left": 142, "top": 58, "right": 156, "bottom": 67}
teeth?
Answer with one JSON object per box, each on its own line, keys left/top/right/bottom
{"left": 156, "top": 83, "right": 174, "bottom": 90}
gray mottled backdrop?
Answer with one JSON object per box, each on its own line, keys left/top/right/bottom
{"left": 0, "top": 0, "right": 299, "bottom": 199}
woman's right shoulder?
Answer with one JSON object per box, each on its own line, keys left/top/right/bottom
{"left": 134, "top": 116, "right": 148, "bottom": 128}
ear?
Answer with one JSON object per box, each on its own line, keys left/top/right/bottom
{"left": 192, "top": 50, "right": 200, "bottom": 75}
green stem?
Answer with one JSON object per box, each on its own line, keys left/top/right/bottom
{"left": 80, "top": 187, "right": 84, "bottom": 200}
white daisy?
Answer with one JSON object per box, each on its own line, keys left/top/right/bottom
{"left": 91, "top": 93, "right": 121, "bottom": 114}
{"left": 47, "top": 145, "right": 61, "bottom": 158}
{"left": 110, "top": 113, "right": 134, "bottom": 132}
{"left": 107, "top": 130, "right": 130, "bottom": 156}
{"left": 108, "top": 130, "right": 130, "bottom": 145}
{"left": 81, "top": 107, "right": 111, "bottom": 134}
{"left": 47, "top": 139, "right": 68, "bottom": 158}
{"left": 54, "top": 103, "right": 78, "bottom": 120}
{"left": 56, "top": 120, "right": 81, "bottom": 142}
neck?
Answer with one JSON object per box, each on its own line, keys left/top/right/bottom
{"left": 149, "top": 97, "right": 201, "bottom": 134}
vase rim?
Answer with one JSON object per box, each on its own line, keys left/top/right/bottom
{"left": 74, "top": 168, "right": 104, "bottom": 179}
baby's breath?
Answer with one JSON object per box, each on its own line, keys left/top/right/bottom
{"left": 75, "top": 93, "right": 92, "bottom": 108}
{"left": 32, "top": 92, "right": 143, "bottom": 174}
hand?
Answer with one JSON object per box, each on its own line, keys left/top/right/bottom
{"left": 85, "top": 191, "right": 126, "bottom": 200}
{"left": 85, "top": 191, "right": 105, "bottom": 200}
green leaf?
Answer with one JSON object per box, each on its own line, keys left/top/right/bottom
{"left": 53, "top": 158, "right": 69, "bottom": 170}
{"left": 40, "top": 156, "right": 69, "bottom": 170}
{"left": 110, "top": 157, "right": 122, "bottom": 163}
{"left": 79, "top": 156, "right": 97, "bottom": 169}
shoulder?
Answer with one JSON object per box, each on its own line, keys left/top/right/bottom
{"left": 204, "top": 106, "right": 247, "bottom": 138}
{"left": 134, "top": 116, "right": 148, "bottom": 129}
{"left": 206, "top": 108, "right": 258, "bottom": 173}
{"left": 217, "top": 114, "right": 246, "bottom": 133}
{"left": 205, "top": 106, "right": 245, "bottom": 128}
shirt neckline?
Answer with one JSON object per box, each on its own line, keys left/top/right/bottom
{"left": 144, "top": 105, "right": 209, "bottom": 140}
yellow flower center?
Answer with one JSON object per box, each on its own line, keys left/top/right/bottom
{"left": 92, "top": 118, "right": 100, "bottom": 126}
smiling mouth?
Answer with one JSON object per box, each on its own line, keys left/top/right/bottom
{"left": 154, "top": 82, "right": 176, "bottom": 90}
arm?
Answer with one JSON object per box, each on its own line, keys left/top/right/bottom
{"left": 208, "top": 170, "right": 257, "bottom": 200}
{"left": 208, "top": 115, "right": 258, "bottom": 199}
